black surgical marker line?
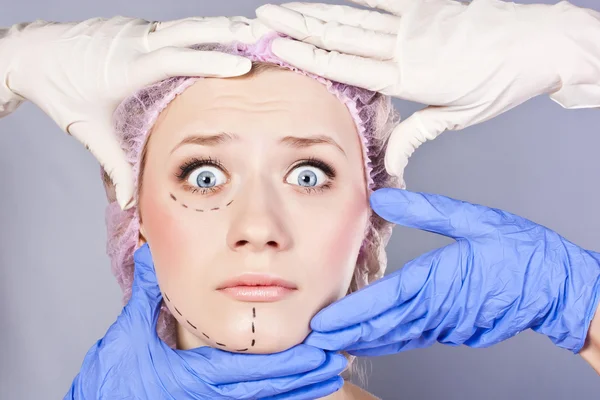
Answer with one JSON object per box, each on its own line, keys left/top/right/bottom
{"left": 168, "top": 293, "right": 240, "bottom": 349}
{"left": 168, "top": 193, "right": 234, "bottom": 213}
{"left": 253, "top": 307, "right": 256, "bottom": 318}
{"left": 252, "top": 322, "right": 255, "bottom": 333}
{"left": 251, "top": 339, "right": 255, "bottom": 347}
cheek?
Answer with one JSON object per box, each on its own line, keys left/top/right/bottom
{"left": 300, "top": 190, "right": 370, "bottom": 297}
{"left": 140, "top": 192, "right": 219, "bottom": 284}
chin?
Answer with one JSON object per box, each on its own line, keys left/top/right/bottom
{"left": 179, "top": 300, "right": 314, "bottom": 354}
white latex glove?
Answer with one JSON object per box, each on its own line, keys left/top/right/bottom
{"left": 0, "top": 16, "right": 271, "bottom": 209}
{"left": 256, "top": 0, "right": 600, "bottom": 186}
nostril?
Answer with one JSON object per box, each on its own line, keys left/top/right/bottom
{"left": 267, "top": 241, "right": 278, "bottom": 248}
{"left": 235, "top": 240, "right": 249, "bottom": 247}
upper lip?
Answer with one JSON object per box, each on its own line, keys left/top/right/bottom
{"left": 216, "top": 274, "right": 298, "bottom": 290}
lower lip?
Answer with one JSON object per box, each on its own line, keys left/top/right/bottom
{"left": 219, "top": 286, "right": 295, "bottom": 302}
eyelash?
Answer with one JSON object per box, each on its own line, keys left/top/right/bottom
{"left": 174, "top": 156, "right": 336, "bottom": 195}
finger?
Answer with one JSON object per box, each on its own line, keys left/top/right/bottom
{"left": 261, "top": 376, "right": 344, "bottom": 400}
{"left": 306, "top": 286, "right": 430, "bottom": 350}
{"left": 67, "top": 121, "right": 135, "bottom": 210}
{"left": 348, "top": 332, "right": 436, "bottom": 357}
{"left": 185, "top": 349, "right": 347, "bottom": 398}
{"left": 257, "top": 4, "right": 396, "bottom": 59}
{"left": 129, "top": 243, "right": 163, "bottom": 318}
{"left": 370, "top": 188, "right": 503, "bottom": 238}
{"left": 280, "top": 2, "right": 401, "bottom": 34}
{"left": 182, "top": 345, "right": 329, "bottom": 384}
{"left": 134, "top": 47, "right": 252, "bottom": 86}
{"left": 224, "top": 352, "right": 345, "bottom": 399}
{"left": 385, "top": 107, "right": 457, "bottom": 180}
{"left": 344, "top": 319, "right": 437, "bottom": 352}
{"left": 270, "top": 38, "right": 397, "bottom": 91}
{"left": 346, "top": 0, "right": 422, "bottom": 15}
{"left": 149, "top": 16, "right": 273, "bottom": 49}
{"left": 309, "top": 268, "right": 424, "bottom": 333}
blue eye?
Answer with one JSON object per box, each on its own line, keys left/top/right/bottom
{"left": 187, "top": 166, "right": 227, "bottom": 189}
{"left": 286, "top": 166, "right": 328, "bottom": 187}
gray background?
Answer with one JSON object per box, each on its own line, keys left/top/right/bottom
{"left": 1, "top": 0, "right": 599, "bottom": 398}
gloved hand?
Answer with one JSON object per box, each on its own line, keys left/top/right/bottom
{"left": 304, "top": 188, "right": 600, "bottom": 356}
{"left": 0, "top": 16, "right": 271, "bottom": 209}
{"left": 66, "top": 244, "right": 346, "bottom": 400}
{"left": 256, "top": 0, "right": 600, "bottom": 186}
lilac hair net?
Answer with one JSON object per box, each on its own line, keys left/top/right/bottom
{"left": 103, "top": 33, "right": 400, "bottom": 348}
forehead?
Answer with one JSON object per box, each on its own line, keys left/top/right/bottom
{"left": 150, "top": 68, "right": 358, "bottom": 145}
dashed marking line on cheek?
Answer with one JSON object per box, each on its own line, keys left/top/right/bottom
{"left": 163, "top": 292, "right": 257, "bottom": 351}
{"left": 168, "top": 193, "right": 234, "bottom": 213}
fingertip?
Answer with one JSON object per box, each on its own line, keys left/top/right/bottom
{"left": 332, "top": 375, "right": 344, "bottom": 392}
{"left": 303, "top": 332, "right": 338, "bottom": 351}
{"left": 133, "top": 243, "right": 152, "bottom": 264}
{"left": 113, "top": 176, "right": 136, "bottom": 210}
{"left": 330, "top": 352, "right": 349, "bottom": 372}
{"left": 293, "top": 344, "right": 327, "bottom": 367}
{"left": 370, "top": 187, "right": 408, "bottom": 208}
{"left": 197, "top": 53, "right": 253, "bottom": 78}
{"left": 226, "top": 56, "right": 252, "bottom": 77}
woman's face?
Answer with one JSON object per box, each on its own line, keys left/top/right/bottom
{"left": 139, "top": 67, "right": 370, "bottom": 353}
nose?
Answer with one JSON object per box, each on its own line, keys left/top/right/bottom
{"left": 226, "top": 180, "right": 292, "bottom": 253}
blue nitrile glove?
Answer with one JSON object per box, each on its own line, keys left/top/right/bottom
{"left": 66, "top": 243, "right": 346, "bottom": 400}
{"left": 305, "top": 188, "right": 600, "bottom": 356}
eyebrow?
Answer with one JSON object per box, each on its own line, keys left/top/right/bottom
{"left": 171, "top": 132, "right": 346, "bottom": 157}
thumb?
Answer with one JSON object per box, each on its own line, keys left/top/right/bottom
{"left": 370, "top": 188, "right": 500, "bottom": 239}
{"left": 68, "top": 120, "right": 135, "bottom": 210}
{"left": 127, "top": 243, "right": 163, "bottom": 324}
{"left": 385, "top": 106, "right": 460, "bottom": 184}
{"left": 134, "top": 47, "right": 252, "bottom": 86}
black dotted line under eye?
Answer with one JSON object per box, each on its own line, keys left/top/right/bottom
{"left": 169, "top": 193, "right": 234, "bottom": 211}
{"left": 163, "top": 292, "right": 255, "bottom": 352}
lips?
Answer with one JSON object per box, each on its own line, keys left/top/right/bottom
{"left": 216, "top": 274, "right": 298, "bottom": 302}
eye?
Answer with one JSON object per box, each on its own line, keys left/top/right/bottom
{"left": 187, "top": 165, "right": 227, "bottom": 189}
{"left": 286, "top": 165, "right": 329, "bottom": 188}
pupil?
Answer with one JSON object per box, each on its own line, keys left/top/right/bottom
{"left": 197, "top": 171, "right": 216, "bottom": 188}
{"left": 298, "top": 170, "right": 317, "bottom": 187}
